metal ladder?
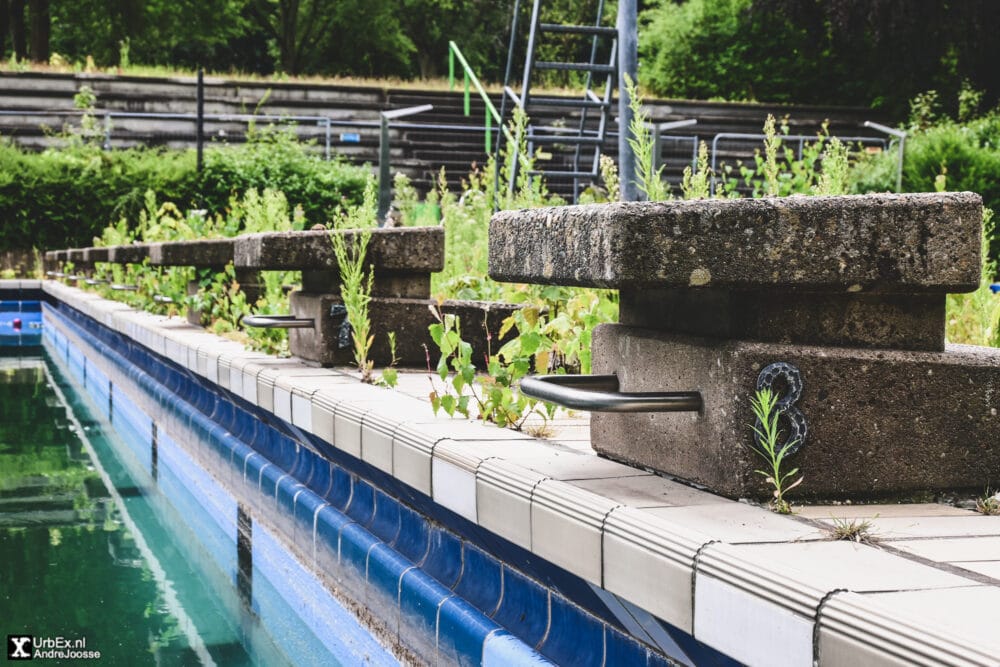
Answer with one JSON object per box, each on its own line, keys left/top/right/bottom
{"left": 498, "top": 0, "right": 617, "bottom": 202}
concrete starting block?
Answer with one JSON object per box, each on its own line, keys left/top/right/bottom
{"left": 490, "top": 192, "right": 999, "bottom": 500}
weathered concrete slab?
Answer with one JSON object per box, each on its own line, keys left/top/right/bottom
{"left": 67, "top": 248, "right": 90, "bottom": 264}
{"left": 590, "top": 324, "right": 1000, "bottom": 501}
{"left": 82, "top": 247, "right": 109, "bottom": 263}
{"left": 489, "top": 193, "right": 982, "bottom": 293}
{"left": 107, "top": 243, "right": 150, "bottom": 264}
{"left": 148, "top": 238, "right": 234, "bottom": 267}
{"left": 233, "top": 227, "right": 444, "bottom": 273}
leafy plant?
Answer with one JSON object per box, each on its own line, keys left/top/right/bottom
{"left": 330, "top": 179, "right": 378, "bottom": 381}
{"left": 624, "top": 73, "right": 669, "bottom": 201}
{"left": 814, "top": 136, "right": 850, "bottom": 196}
{"left": 761, "top": 114, "right": 781, "bottom": 196}
{"left": 749, "top": 387, "right": 803, "bottom": 513}
{"left": 427, "top": 307, "right": 554, "bottom": 430}
{"left": 680, "top": 140, "right": 711, "bottom": 199}
{"left": 599, "top": 154, "right": 621, "bottom": 203}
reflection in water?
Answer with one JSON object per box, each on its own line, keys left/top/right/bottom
{"left": 0, "top": 357, "right": 291, "bottom": 666}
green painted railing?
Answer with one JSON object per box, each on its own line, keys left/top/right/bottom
{"left": 448, "top": 41, "right": 515, "bottom": 154}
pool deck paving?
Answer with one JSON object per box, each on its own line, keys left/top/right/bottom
{"left": 31, "top": 279, "right": 1000, "bottom": 666}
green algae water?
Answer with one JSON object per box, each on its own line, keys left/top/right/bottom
{"left": 0, "top": 354, "right": 296, "bottom": 666}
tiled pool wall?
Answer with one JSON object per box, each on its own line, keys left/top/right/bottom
{"left": 44, "top": 302, "right": 398, "bottom": 667}
{"left": 40, "top": 297, "right": 723, "bottom": 666}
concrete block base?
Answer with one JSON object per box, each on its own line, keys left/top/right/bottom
{"left": 591, "top": 324, "right": 1000, "bottom": 500}
{"left": 289, "top": 292, "right": 519, "bottom": 368}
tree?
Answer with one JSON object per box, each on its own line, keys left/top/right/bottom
{"left": 246, "top": 0, "right": 340, "bottom": 74}
{"left": 9, "top": 0, "right": 26, "bottom": 60}
{"left": 27, "top": 0, "right": 48, "bottom": 62}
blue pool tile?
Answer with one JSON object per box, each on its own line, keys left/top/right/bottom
{"left": 366, "top": 542, "right": 407, "bottom": 603}
{"left": 604, "top": 626, "right": 649, "bottom": 667}
{"left": 258, "top": 462, "right": 286, "bottom": 506}
{"left": 345, "top": 476, "right": 375, "bottom": 526}
{"left": 339, "top": 522, "right": 379, "bottom": 578}
{"left": 325, "top": 465, "right": 353, "bottom": 510}
{"left": 276, "top": 474, "right": 304, "bottom": 517}
{"left": 315, "top": 505, "right": 352, "bottom": 557}
{"left": 399, "top": 568, "right": 450, "bottom": 662}
{"left": 437, "top": 596, "right": 497, "bottom": 666}
{"left": 538, "top": 595, "right": 604, "bottom": 667}
{"left": 646, "top": 649, "right": 675, "bottom": 667}
{"left": 422, "top": 527, "right": 463, "bottom": 589}
{"left": 393, "top": 505, "right": 430, "bottom": 565}
{"left": 289, "top": 444, "right": 316, "bottom": 485}
{"left": 309, "top": 459, "right": 334, "bottom": 498}
{"left": 454, "top": 542, "right": 502, "bottom": 616}
{"left": 483, "top": 631, "right": 554, "bottom": 666}
{"left": 293, "top": 488, "right": 326, "bottom": 535}
{"left": 368, "top": 491, "right": 401, "bottom": 544}
{"left": 492, "top": 566, "right": 548, "bottom": 649}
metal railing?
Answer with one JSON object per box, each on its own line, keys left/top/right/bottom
{"left": 708, "top": 132, "right": 890, "bottom": 195}
{"left": 448, "top": 41, "right": 515, "bottom": 155}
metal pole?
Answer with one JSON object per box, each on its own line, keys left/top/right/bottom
{"left": 896, "top": 134, "right": 906, "bottom": 193}
{"left": 864, "top": 121, "right": 907, "bottom": 193}
{"left": 196, "top": 68, "right": 204, "bottom": 173}
{"left": 618, "top": 0, "right": 638, "bottom": 202}
{"left": 103, "top": 112, "right": 112, "bottom": 151}
{"left": 378, "top": 114, "right": 391, "bottom": 223}
{"left": 324, "top": 118, "right": 331, "bottom": 160}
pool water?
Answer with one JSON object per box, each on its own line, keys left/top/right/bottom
{"left": 0, "top": 352, "right": 335, "bottom": 666}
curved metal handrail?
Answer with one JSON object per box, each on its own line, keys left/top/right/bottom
{"left": 520, "top": 374, "right": 702, "bottom": 413}
{"left": 242, "top": 315, "right": 314, "bottom": 329}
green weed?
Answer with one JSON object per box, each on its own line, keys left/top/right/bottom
{"left": 749, "top": 387, "right": 803, "bottom": 513}
{"left": 624, "top": 73, "right": 669, "bottom": 201}
{"left": 330, "top": 180, "right": 378, "bottom": 381}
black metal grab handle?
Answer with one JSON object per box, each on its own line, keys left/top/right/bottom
{"left": 241, "top": 315, "right": 315, "bottom": 329}
{"left": 520, "top": 374, "right": 702, "bottom": 413}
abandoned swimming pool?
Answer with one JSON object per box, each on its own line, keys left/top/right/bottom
{"left": 0, "top": 352, "right": 377, "bottom": 665}
{"left": 1, "top": 283, "right": 726, "bottom": 666}
{"left": 12, "top": 269, "right": 998, "bottom": 666}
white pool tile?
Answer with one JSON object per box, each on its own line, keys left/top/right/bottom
{"left": 694, "top": 572, "right": 814, "bottom": 667}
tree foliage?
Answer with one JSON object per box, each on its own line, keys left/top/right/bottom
{"left": 640, "top": 0, "right": 1000, "bottom": 117}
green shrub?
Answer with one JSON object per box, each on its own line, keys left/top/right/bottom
{"left": 0, "top": 127, "right": 368, "bottom": 251}
{"left": 850, "top": 110, "right": 1000, "bottom": 266}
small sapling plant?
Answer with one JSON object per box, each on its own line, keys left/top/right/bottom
{"left": 624, "top": 73, "right": 669, "bottom": 202}
{"left": 749, "top": 387, "right": 803, "bottom": 513}
{"left": 330, "top": 180, "right": 377, "bottom": 381}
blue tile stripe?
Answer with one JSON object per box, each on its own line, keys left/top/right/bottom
{"left": 41, "top": 298, "right": 725, "bottom": 667}
{"left": 42, "top": 303, "right": 550, "bottom": 665}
